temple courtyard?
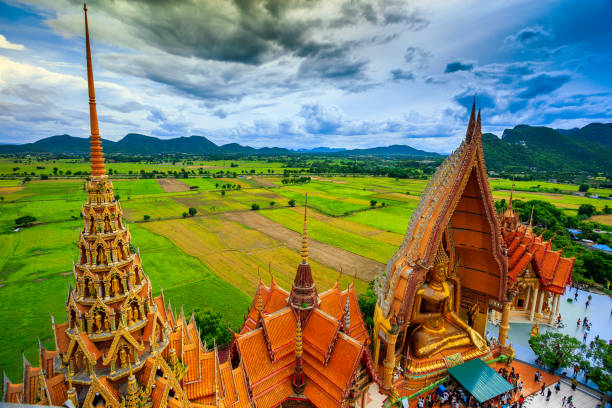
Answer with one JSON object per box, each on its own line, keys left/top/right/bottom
{"left": 487, "top": 287, "right": 612, "bottom": 388}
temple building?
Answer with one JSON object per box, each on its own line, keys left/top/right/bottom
{"left": 497, "top": 196, "right": 574, "bottom": 326}
{"left": 233, "top": 199, "right": 378, "bottom": 408}
{"left": 2, "top": 5, "right": 251, "bottom": 407}
{"left": 371, "top": 104, "right": 574, "bottom": 393}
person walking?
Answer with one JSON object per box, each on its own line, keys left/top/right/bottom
{"left": 555, "top": 381, "right": 561, "bottom": 393}
{"left": 546, "top": 388, "right": 552, "bottom": 401}
{"left": 541, "top": 382, "right": 546, "bottom": 395}
{"left": 562, "top": 396, "right": 567, "bottom": 406}
{"left": 583, "top": 332, "right": 588, "bottom": 343}
{"left": 571, "top": 378, "right": 577, "bottom": 390}
{"left": 518, "top": 395, "right": 524, "bottom": 408}
{"left": 518, "top": 380, "right": 523, "bottom": 393}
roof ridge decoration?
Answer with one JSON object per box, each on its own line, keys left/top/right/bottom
{"left": 291, "top": 318, "right": 305, "bottom": 394}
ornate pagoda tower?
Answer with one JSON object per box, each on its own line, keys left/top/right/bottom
{"left": 60, "top": 3, "right": 169, "bottom": 387}
{"left": 3, "top": 5, "right": 252, "bottom": 407}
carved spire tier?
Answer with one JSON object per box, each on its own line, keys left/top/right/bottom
{"left": 288, "top": 195, "right": 318, "bottom": 324}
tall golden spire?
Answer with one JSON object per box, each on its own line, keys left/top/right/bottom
{"left": 300, "top": 194, "right": 309, "bottom": 263}
{"left": 84, "top": 3, "right": 105, "bottom": 178}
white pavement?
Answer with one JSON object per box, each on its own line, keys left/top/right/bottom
{"left": 523, "top": 381, "right": 603, "bottom": 408}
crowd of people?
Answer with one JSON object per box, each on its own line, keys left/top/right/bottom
{"left": 412, "top": 364, "right": 527, "bottom": 408}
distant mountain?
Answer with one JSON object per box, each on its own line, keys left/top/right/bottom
{"left": 482, "top": 123, "right": 612, "bottom": 173}
{"left": 0, "top": 134, "right": 440, "bottom": 158}
{"left": 563, "top": 123, "right": 612, "bottom": 149}
{"left": 296, "top": 147, "right": 347, "bottom": 153}
{"left": 332, "top": 144, "right": 441, "bottom": 157}
{"left": 0, "top": 135, "right": 115, "bottom": 154}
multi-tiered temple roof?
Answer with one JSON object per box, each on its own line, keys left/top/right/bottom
{"left": 234, "top": 201, "right": 377, "bottom": 408}
{"left": 499, "top": 197, "right": 574, "bottom": 294}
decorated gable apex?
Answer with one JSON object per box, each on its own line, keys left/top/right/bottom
{"left": 375, "top": 103, "right": 508, "bottom": 321}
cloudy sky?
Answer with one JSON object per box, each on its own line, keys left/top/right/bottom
{"left": 0, "top": 0, "right": 611, "bottom": 153}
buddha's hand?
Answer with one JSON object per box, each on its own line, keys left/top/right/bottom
{"left": 468, "top": 327, "right": 487, "bottom": 351}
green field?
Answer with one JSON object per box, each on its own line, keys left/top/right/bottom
{"left": 1, "top": 170, "right": 610, "bottom": 381}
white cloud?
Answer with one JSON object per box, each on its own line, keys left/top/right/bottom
{"left": 0, "top": 34, "right": 25, "bottom": 50}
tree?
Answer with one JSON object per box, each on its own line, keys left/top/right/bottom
{"left": 370, "top": 200, "right": 377, "bottom": 207}
{"left": 114, "top": 194, "right": 120, "bottom": 201}
{"left": 188, "top": 207, "right": 197, "bottom": 217}
{"left": 529, "top": 332, "right": 585, "bottom": 372}
{"left": 15, "top": 215, "right": 37, "bottom": 228}
{"left": 270, "top": 201, "right": 275, "bottom": 207}
{"left": 579, "top": 184, "right": 590, "bottom": 193}
{"left": 288, "top": 199, "right": 296, "bottom": 207}
{"left": 194, "top": 307, "right": 233, "bottom": 347}
{"left": 221, "top": 190, "right": 226, "bottom": 196}
{"left": 584, "top": 339, "right": 612, "bottom": 393}
{"left": 251, "top": 203, "right": 260, "bottom": 210}
{"left": 357, "top": 281, "right": 376, "bottom": 330}
{"left": 578, "top": 204, "right": 596, "bottom": 217}
{"left": 143, "top": 215, "right": 151, "bottom": 221}
{"left": 182, "top": 211, "right": 188, "bottom": 218}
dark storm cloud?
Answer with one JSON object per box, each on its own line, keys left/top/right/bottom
{"left": 390, "top": 69, "right": 414, "bottom": 81}
{"left": 74, "top": 0, "right": 426, "bottom": 66}
{"left": 505, "top": 25, "right": 553, "bottom": 47}
{"left": 329, "top": 0, "right": 428, "bottom": 29}
{"left": 517, "top": 73, "right": 571, "bottom": 98}
{"left": 444, "top": 61, "right": 473, "bottom": 73}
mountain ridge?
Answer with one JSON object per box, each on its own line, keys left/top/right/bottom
{"left": 0, "top": 134, "right": 441, "bottom": 157}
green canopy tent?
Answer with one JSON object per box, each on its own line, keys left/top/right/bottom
{"left": 447, "top": 358, "right": 513, "bottom": 403}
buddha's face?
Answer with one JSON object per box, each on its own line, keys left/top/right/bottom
{"left": 430, "top": 263, "right": 448, "bottom": 283}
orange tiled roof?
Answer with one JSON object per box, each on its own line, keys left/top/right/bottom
{"left": 261, "top": 309, "right": 296, "bottom": 361}
{"left": 46, "top": 374, "right": 67, "bottom": 406}
{"left": 4, "top": 382, "right": 23, "bottom": 404}
{"left": 319, "top": 285, "right": 344, "bottom": 319}
{"left": 303, "top": 309, "right": 341, "bottom": 365}
{"left": 54, "top": 322, "right": 70, "bottom": 354}
{"left": 237, "top": 275, "right": 374, "bottom": 408}
{"left": 502, "top": 222, "right": 574, "bottom": 295}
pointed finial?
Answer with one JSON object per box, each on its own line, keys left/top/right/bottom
{"left": 529, "top": 205, "right": 535, "bottom": 228}
{"left": 301, "top": 194, "right": 309, "bottom": 263}
{"left": 473, "top": 108, "right": 482, "bottom": 142}
{"left": 465, "top": 99, "right": 476, "bottom": 142}
{"left": 336, "top": 267, "right": 343, "bottom": 285}
{"left": 83, "top": 3, "right": 105, "bottom": 177}
{"left": 268, "top": 262, "right": 276, "bottom": 286}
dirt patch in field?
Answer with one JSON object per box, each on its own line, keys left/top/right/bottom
{"left": 157, "top": 179, "right": 190, "bottom": 192}
{"left": 0, "top": 186, "right": 24, "bottom": 195}
{"left": 312, "top": 177, "right": 347, "bottom": 184}
{"left": 252, "top": 177, "right": 277, "bottom": 188}
{"left": 223, "top": 211, "right": 384, "bottom": 280}
{"left": 590, "top": 214, "right": 612, "bottom": 227}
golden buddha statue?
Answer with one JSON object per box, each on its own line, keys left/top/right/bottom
{"left": 111, "top": 275, "right": 121, "bottom": 296}
{"left": 87, "top": 279, "right": 96, "bottom": 298}
{"left": 530, "top": 322, "right": 539, "bottom": 337}
{"left": 410, "top": 246, "right": 487, "bottom": 358}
